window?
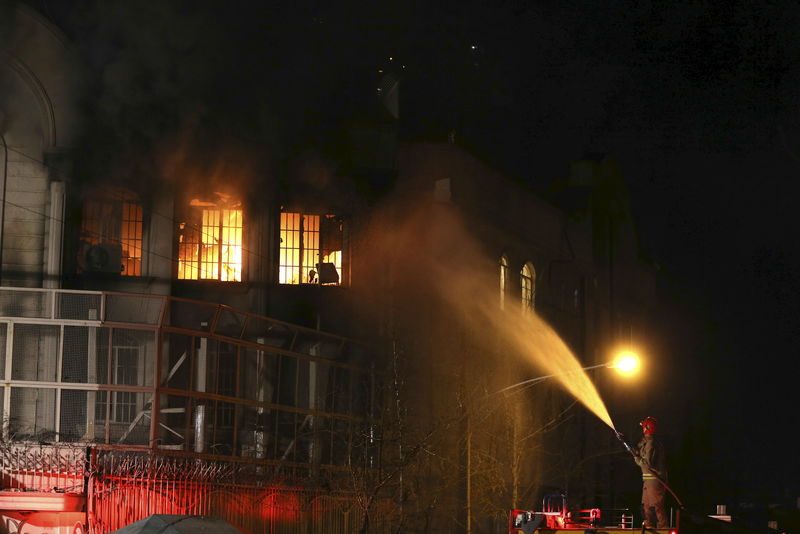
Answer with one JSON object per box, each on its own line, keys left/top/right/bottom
{"left": 111, "top": 346, "right": 139, "bottom": 423}
{"left": 500, "top": 254, "right": 509, "bottom": 310}
{"left": 279, "top": 210, "right": 343, "bottom": 285}
{"left": 521, "top": 262, "right": 536, "bottom": 312}
{"left": 95, "top": 342, "right": 142, "bottom": 424}
{"left": 177, "top": 193, "right": 243, "bottom": 282}
{"left": 79, "top": 187, "right": 143, "bottom": 276}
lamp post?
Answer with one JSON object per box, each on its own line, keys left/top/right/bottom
{"left": 462, "top": 351, "right": 642, "bottom": 531}
{"left": 493, "top": 350, "right": 642, "bottom": 396}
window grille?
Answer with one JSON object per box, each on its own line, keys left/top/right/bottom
{"left": 112, "top": 346, "right": 140, "bottom": 423}
{"left": 521, "top": 262, "right": 535, "bottom": 312}
{"left": 178, "top": 195, "right": 243, "bottom": 282}
{"left": 280, "top": 211, "right": 343, "bottom": 285}
{"left": 80, "top": 187, "right": 143, "bottom": 276}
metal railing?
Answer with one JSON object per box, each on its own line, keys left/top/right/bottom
{"left": 0, "top": 287, "right": 377, "bottom": 475}
{"left": 0, "top": 443, "right": 395, "bottom": 534}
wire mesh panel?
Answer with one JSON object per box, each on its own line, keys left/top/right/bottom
{"left": 9, "top": 387, "right": 56, "bottom": 441}
{"left": 60, "top": 389, "right": 88, "bottom": 442}
{"left": 56, "top": 290, "right": 103, "bottom": 320}
{"left": 0, "top": 288, "right": 378, "bottom": 471}
{"left": 0, "top": 322, "right": 6, "bottom": 380}
{"left": 11, "top": 324, "right": 60, "bottom": 381}
{"left": 0, "top": 288, "right": 53, "bottom": 318}
{"left": 166, "top": 299, "right": 219, "bottom": 331}
{"left": 61, "top": 325, "right": 108, "bottom": 383}
{"left": 0, "top": 288, "right": 391, "bottom": 533}
{"left": 104, "top": 293, "right": 164, "bottom": 324}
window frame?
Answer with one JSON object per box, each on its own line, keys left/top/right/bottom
{"left": 78, "top": 187, "right": 145, "bottom": 277}
{"left": 176, "top": 194, "right": 245, "bottom": 283}
{"left": 521, "top": 261, "right": 536, "bottom": 312}
{"left": 278, "top": 209, "right": 346, "bottom": 286}
{"left": 500, "top": 254, "right": 509, "bottom": 310}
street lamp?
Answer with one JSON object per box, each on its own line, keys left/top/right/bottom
{"left": 609, "top": 349, "right": 641, "bottom": 377}
{"left": 493, "top": 351, "right": 642, "bottom": 395}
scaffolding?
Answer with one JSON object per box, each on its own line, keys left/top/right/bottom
{"left": 0, "top": 287, "right": 377, "bottom": 474}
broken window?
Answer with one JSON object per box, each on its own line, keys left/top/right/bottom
{"left": 279, "top": 210, "right": 343, "bottom": 285}
{"left": 177, "top": 193, "right": 243, "bottom": 282}
{"left": 79, "top": 187, "right": 143, "bottom": 276}
{"left": 521, "top": 262, "right": 535, "bottom": 312}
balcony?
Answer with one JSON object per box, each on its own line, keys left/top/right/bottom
{"left": 0, "top": 287, "right": 377, "bottom": 475}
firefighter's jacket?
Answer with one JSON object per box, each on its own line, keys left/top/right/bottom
{"left": 636, "top": 436, "right": 667, "bottom": 481}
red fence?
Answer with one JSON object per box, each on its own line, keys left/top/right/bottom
{"left": 0, "top": 444, "right": 394, "bottom": 534}
{"left": 0, "top": 288, "right": 389, "bottom": 533}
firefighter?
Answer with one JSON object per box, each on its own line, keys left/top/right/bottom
{"left": 635, "top": 416, "right": 668, "bottom": 529}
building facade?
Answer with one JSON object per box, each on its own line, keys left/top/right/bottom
{"left": 1, "top": 5, "right": 656, "bottom": 533}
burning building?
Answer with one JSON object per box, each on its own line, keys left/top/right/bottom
{"left": 0, "top": 4, "right": 657, "bottom": 533}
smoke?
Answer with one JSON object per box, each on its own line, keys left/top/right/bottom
{"left": 53, "top": 0, "right": 281, "bottom": 192}
{"left": 357, "top": 193, "right": 615, "bottom": 430}
{"left": 61, "top": 1, "right": 214, "bottom": 186}
{"left": 349, "top": 191, "right": 618, "bottom": 519}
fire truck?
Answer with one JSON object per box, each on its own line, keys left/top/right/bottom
{"left": 508, "top": 493, "right": 680, "bottom": 534}
{"left": 509, "top": 432, "right": 680, "bottom": 534}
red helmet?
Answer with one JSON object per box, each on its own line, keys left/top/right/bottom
{"left": 640, "top": 416, "right": 658, "bottom": 435}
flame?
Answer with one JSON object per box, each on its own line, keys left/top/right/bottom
{"left": 178, "top": 196, "right": 243, "bottom": 282}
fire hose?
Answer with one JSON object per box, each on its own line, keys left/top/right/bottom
{"left": 614, "top": 430, "right": 685, "bottom": 510}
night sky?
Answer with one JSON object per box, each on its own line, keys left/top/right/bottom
{"left": 28, "top": 0, "right": 800, "bottom": 512}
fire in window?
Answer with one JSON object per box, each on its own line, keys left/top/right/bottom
{"left": 279, "top": 211, "right": 343, "bottom": 285}
{"left": 79, "top": 187, "right": 143, "bottom": 276}
{"left": 177, "top": 193, "right": 243, "bottom": 282}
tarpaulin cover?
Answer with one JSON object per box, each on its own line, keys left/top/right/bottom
{"left": 111, "top": 514, "right": 242, "bottom": 534}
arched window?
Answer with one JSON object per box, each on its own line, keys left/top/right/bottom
{"left": 521, "top": 262, "right": 536, "bottom": 312}
{"left": 500, "top": 255, "right": 509, "bottom": 309}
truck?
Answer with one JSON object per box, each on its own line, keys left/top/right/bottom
{"left": 508, "top": 493, "right": 680, "bottom": 534}
{"left": 509, "top": 430, "right": 681, "bottom": 534}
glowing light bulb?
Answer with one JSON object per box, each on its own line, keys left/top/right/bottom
{"left": 611, "top": 351, "right": 641, "bottom": 377}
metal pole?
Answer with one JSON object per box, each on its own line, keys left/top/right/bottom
{"left": 493, "top": 362, "right": 610, "bottom": 395}
{"left": 0, "top": 133, "right": 8, "bottom": 287}
{"left": 194, "top": 332, "right": 208, "bottom": 453}
{"left": 466, "top": 411, "right": 472, "bottom": 534}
